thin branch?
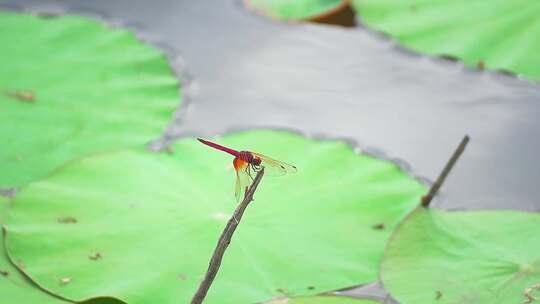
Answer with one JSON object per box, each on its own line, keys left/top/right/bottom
{"left": 190, "top": 168, "right": 265, "bottom": 304}
{"left": 421, "top": 135, "right": 470, "bottom": 207}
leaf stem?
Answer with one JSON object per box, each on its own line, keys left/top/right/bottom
{"left": 421, "top": 135, "right": 470, "bottom": 207}
{"left": 190, "top": 169, "right": 265, "bottom": 304}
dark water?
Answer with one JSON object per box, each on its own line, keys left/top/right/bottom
{"left": 1, "top": 1, "right": 539, "bottom": 302}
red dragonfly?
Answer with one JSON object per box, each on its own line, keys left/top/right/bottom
{"left": 198, "top": 138, "right": 297, "bottom": 201}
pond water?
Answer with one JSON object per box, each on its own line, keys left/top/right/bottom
{"left": 2, "top": 1, "right": 539, "bottom": 302}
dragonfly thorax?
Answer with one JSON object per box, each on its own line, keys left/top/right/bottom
{"left": 238, "top": 151, "right": 261, "bottom": 165}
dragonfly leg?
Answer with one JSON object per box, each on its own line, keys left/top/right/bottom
{"left": 246, "top": 165, "right": 255, "bottom": 182}
{"left": 247, "top": 163, "right": 262, "bottom": 182}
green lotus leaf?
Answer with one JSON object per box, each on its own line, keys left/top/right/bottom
{"left": 245, "top": 0, "right": 344, "bottom": 20}
{"left": 0, "top": 12, "right": 180, "bottom": 188}
{"left": 381, "top": 206, "right": 540, "bottom": 303}
{"left": 267, "top": 295, "right": 379, "bottom": 303}
{"left": 1, "top": 195, "right": 67, "bottom": 303}
{"left": 352, "top": 0, "right": 540, "bottom": 81}
{"left": 5, "top": 130, "right": 425, "bottom": 303}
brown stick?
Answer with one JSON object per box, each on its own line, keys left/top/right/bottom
{"left": 190, "top": 169, "right": 265, "bottom": 304}
{"left": 421, "top": 135, "right": 470, "bottom": 207}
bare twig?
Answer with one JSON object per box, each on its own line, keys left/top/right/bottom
{"left": 190, "top": 169, "right": 265, "bottom": 304}
{"left": 421, "top": 135, "right": 470, "bottom": 207}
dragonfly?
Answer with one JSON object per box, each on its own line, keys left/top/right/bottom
{"left": 197, "top": 138, "right": 297, "bottom": 201}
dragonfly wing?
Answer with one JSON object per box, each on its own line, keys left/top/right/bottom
{"left": 234, "top": 158, "right": 252, "bottom": 202}
{"left": 251, "top": 152, "right": 297, "bottom": 176}
{"left": 235, "top": 169, "right": 241, "bottom": 202}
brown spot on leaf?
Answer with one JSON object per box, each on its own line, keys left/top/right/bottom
{"left": 372, "top": 223, "right": 385, "bottom": 230}
{"left": 58, "top": 216, "right": 77, "bottom": 224}
{"left": 307, "top": 285, "right": 315, "bottom": 290}
{"left": 89, "top": 252, "right": 102, "bottom": 261}
{"left": 164, "top": 146, "right": 174, "bottom": 155}
{"left": 178, "top": 274, "right": 188, "bottom": 280}
{"left": 276, "top": 288, "right": 287, "bottom": 294}
{"left": 523, "top": 283, "right": 540, "bottom": 304}
{"left": 0, "top": 269, "right": 8, "bottom": 276}
{"left": 477, "top": 60, "right": 485, "bottom": 70}
{"left": 7, "top": 90, "right": 36, "bottom": 102}
{"left": 17, "top": 260, "right": 25, "bottom": 269}
{"left": 435, "top": 290, "right": 443, "bottom": 300}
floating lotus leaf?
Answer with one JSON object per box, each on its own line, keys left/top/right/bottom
{"left": 3, "top": 197, "right": 119, "bottom": 303}
{"left": 0, "top": 195, "right": 67, "bottom": 303}
{"left": 0, "top": 12, "right": 180, "bottom": 188}
{"left": 5, "top": 130, "right": 425, "bottom": 303}
{"left": 381, "top": 206, "right": 540, "bottom": 303}
{"left": 268, "top": 295, "right": 379, "bottom": 303}
{"left": 245, "top": 0, "right": 344, "bottom": 20}
{"left": 352, "top": 0, "right": 540, "bottom": 81}
{"left": 287, "top": 297, "right": 377, "bottom": 304}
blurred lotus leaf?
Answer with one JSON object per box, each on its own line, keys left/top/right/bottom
{"left": 1, "top": 196, "right": 70, "bottom": 303}
{"left": 5, "top": 130, "right": 425, "bottom": 303}
{"left": 267, "top": 295, "right": 379, "bottom": 303}
{"left": 0, "top": 12, "right": 180, "bottom": 188}
{"left": 245, "top": 0, "right": 345, "bottom": 21}
{"left": 353, "top": 0, "right": 540, "bottom": 81}
{"left": 381, "top": 206, "right": 540, "bottom": 303}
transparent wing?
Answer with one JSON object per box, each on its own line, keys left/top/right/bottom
{"left": 251, "top": 152, "right": 297, "bottom": 176}
{"left": 234, "top": 159, "right": 252, "bottom": 202}
{"left": 235, "top": 169, "right": 241, "bottom": 202}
